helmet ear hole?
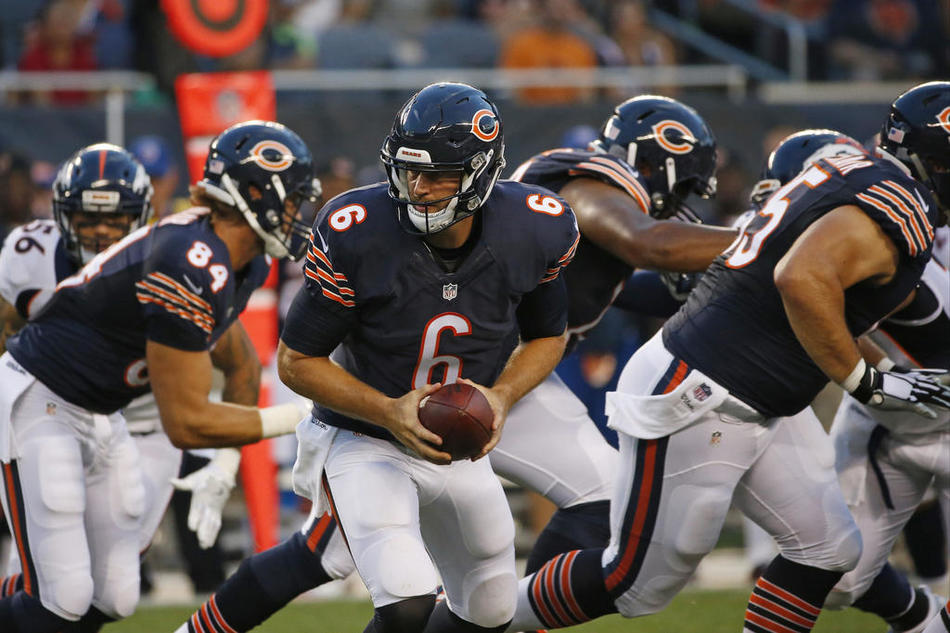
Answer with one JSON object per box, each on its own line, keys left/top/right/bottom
{"left": 247, "top": 184, "right": 264, "bottom": 201}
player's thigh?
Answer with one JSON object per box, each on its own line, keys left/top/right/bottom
{"left": 492, "top": 372, "right": 617, "bottom": 508}
{"left": 132, "top": 431, "right": 181, "bottom": 551}
{"left": 86, "top": 422, "right": 145, "bottom": 618}
{"left": 3, "top": 392, "right": 96, "bottom": 619}
{"left": 323, "top": 432, "right": 438, "bottom": 606}
{"left": 736, "top": 408, "right": 861, "bottom": 571}
{"left": 605, "top": 413, "right": 757, "bottom": 617}
{"left": 420, "top": 456, "right": 516, "bottom": 627}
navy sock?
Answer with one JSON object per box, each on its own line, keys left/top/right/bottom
{"left": 0, "top": 591, "right": 74, "bottom": 633}
{"left": 525, "top": 500, "right": 611, "bottom": 575}
{"left": 745, "top": 555, "right": 842, "bottom": 633}
{"left": 853, "top": 563, "right": 916, "bottom": 620}
{"left": 422, "top": 601, "right": 510, "bottom": 633}
{"left": 187, "top": 526, "right": 335, "bottom": 632}
{"left": 363, "top": 595, "right": 435, "bottom": 633}
{"left": 526, "top": 548, "right": 617, "bottom": 628}
{"left": 904, "top": 502, "right": 947, "bottom": 580}
{"left": 64, "top": 606, "right": 116, "bottom": 632}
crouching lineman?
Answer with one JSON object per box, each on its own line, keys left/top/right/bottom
{"left": 0, "top": 143, "right": 259, "bottom": 629}
{"left": 506, "top": 81, "right": 950, "bottom": 633}
{"left": 822, "top": 82, "right": 950, "bottom": 633}
{"left": 0, "top": 120, "right": 316, "bottom": 633}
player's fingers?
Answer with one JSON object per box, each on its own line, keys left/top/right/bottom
{"left": 417, "top": 442, "right": 452, "bottom": 465}
{"left": 187, "top": 504, "right": 201, "bottom": 532}
{"left": 169, "top": 476, "right": 193, "bottom": 491}
{"left": 413, "top": 423, "right": 444, "bottom": 447}
{"left": 912, "top": 403, "right": 937, "bottom": 419}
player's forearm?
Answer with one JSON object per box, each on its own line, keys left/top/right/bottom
{"left": 159, "top": 399, "right": 267, "bottom": 449}
{"left": 492, "top": 330, "right": 568, "bottom": 410}
{"left": 626, "top": 222, "right": 737, "bottom": 272}
{"left": 856, "top": 335, "right": 891, "bottom": 369}
{"left": 277, "top": 342, "right": 392, "bottom": 429}
{"left": 214, "top": 327, "right": 262, "bottom": 406}
{"left": 776, "top": 267, "right": 861, "bottom": 385}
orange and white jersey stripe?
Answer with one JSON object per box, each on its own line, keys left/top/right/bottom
{"left": 856, "top": 179, "right": 934, "bottom": 257}
{"left": 135, "top": 271, "right": 215, "bottom": 335}
{"left": 304, "top": 234, "right": 356, "bottom": 308}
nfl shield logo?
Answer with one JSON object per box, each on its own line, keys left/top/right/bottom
{"left": 693, "top": 383, "right": 712, "bottom": 402}
{"left": 442, "top": 283, "right": 458, "bottom": 301}
{"left": 710, "top": 431, "right": 722, "bottom": 446}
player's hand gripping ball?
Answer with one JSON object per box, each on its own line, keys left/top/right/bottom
{"left": 418, "top": 382, "right": 493, "bottom": 460}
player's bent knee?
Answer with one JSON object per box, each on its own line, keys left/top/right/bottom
{"left": 46, "top": 572, "right": 95, "bottom": 620}
{"left": 462, "top": 572, "right": 518, "bottom": 627}
{"left": 371, "top": 535, "right": 440, "bottom": 600}
{"left": 95, "top": 572, "right": 141, "bottom": 619}
{"left": 823, "top": 587, "right": 860, "bottom": 610}
{"left": 811, "top": 522, "right": 863, "bottom": 573}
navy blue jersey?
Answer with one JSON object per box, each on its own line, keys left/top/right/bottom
{"left": 511, "top": 148, "right": 651, "bottom": 339}
{"left": 282, "top": 181, "right": 579, "bottom": 440}
{"left": 7, "top": 209, "right": 269, "bottom": 413}
{"left": 663, "top": 153, "right": 938, "bottom": 418}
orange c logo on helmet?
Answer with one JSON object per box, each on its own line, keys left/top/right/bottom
{"left": 471, "top": 109, "right": 499, "bottom": 142}
{"left": 249, "top": 140, "right": 294, "bottom": 172}
{"left": 937, "top": 107, "right": 950, "bottom": 135}
{"left": 651, "top": 120, "right": 696, "bottom": 155}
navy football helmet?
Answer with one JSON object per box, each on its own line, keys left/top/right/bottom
{"left": 879, "top": 81, "right": 950, "bottom": 218}
{"left": 590, "top": 95, "right": 717, "bottom": 218}
{"left": 52, "top": 143, "right": 153, "bottom": 265}
{"left": 380, "top": 82, "right": 505, "bottom": 235}
{"left": 751, "top": 129, "right": 866, "bottom": 207}
{"left": 197, "top": 120, "right": 321, "bottom": 261}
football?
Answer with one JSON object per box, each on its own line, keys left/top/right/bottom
{"left": 418, "top": 382, "right": 494, "bottom": 460}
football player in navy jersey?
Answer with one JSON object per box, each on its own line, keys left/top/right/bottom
{"left": 734, "top": 126, "right": 949, "bottom": 633}
{"left": 0, "top": 143, "right": 261, "bottom": 626}
{"left": 170, "top": 94, "right": 743, "bottom": 633}
{"left": 275, "top": 82, "right": 578, "bottom": 633}
{"left": 0, "top": 121, "right": 316, "bottom": 633}
{"left": 506, "top": 81, "right": 950, "bottom": 633}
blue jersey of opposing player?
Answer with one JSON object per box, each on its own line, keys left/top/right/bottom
{"left": 7, "top": 209, "right": 269, "bottom": 413}
{"left": 511, "top": 148, "right": 651, "bottom": 339}
{"left": 281, "top": 181, "right": 579, "bottom": 441}
{"left": 663, "top": 152, "right": 939, "bottom": 417}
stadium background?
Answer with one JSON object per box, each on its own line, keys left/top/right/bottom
{"left": 0, "top": 0, "right": 946, "bottom": 630}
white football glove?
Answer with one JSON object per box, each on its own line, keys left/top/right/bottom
{"left": 170, "top": 448, "right": 241, "bottom": 549}
{"left": 850, "top": 362, "right": 950, "bottom": 420}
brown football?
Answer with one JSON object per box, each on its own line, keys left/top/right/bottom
{"left": 418, "top": 382, "right": 494, "bottom": 460}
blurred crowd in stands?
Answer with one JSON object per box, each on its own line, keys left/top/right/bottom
{"left": 1, "top": 0, "right": 947, "bottom": 107}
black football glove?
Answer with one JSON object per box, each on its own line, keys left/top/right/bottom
{"left": 851, "top": 363, "right": 950, "bottom": 419}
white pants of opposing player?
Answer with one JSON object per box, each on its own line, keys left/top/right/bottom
{"left": 323, "top": 430, "right": 517, "bottom": 627}
{"left": 826, "top": 395, "right": 950, "bottom": 608}
{"left": 0, "top": 355, "right": 144, "bottom": 621}
{"left": 603, "top": 333, "right": 861, "bottom": 617}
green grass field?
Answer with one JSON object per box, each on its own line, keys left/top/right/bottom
{"left": 106, "top": 590, "right": 886, "bottom": 632}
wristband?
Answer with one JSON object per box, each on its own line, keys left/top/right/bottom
{"left": 259, "top": 403, "right": 307, "bottom": 438}
{"left": 840, "top": 358, "right": 867, "bottom": 394}
{"left": 875, "top": 357, "right": 896, "bottom": 372}
{"left": 209, "top": 447, "right": 241, "bottom": 478}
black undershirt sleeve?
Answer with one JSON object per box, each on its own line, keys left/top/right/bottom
{"left": 280, "top": 285, "right": 356, "bottom": 357}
